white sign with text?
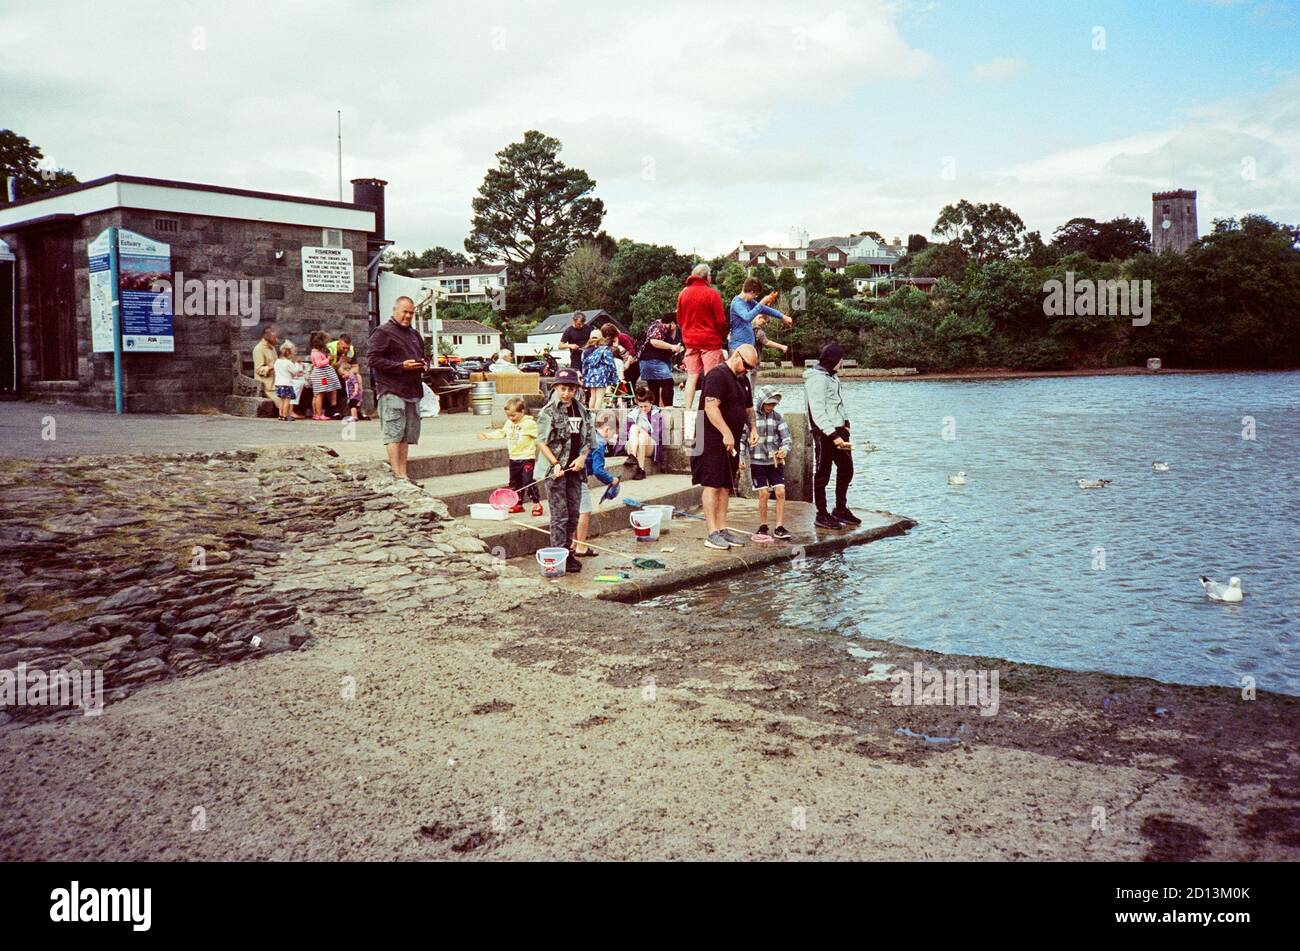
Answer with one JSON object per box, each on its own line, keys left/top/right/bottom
{"left": 300, "top": 246, "right": 354, "bottom": 293}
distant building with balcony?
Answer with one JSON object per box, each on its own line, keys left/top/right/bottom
{"left": 727, "top": 230, "right": 904, "bottom": 279}
{"left": 409, "top": 264, "right": 507, "bottom": 304}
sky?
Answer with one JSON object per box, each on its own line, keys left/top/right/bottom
{"left": 2, "top": 0, "right": 1297, "bottom": 257}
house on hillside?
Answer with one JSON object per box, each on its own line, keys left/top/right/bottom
{"left": 409, "top": 263, "right": 507, "bottom": 305}
{"left": 728, "top": 230, "right": 904, "bottom": 279}
{"left": 521, "top": 309, "right": 625, "bottom": 357}
{"left": 437, "top": 318, "right": 501, "bottom": 359}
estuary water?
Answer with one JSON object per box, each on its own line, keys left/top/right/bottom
{"left": 649, "top": 371, "right": 1300, "bottom": 694}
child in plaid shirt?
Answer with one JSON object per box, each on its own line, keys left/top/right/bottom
{"left": 745, "top": 385, "right": 794, "bottom": 540}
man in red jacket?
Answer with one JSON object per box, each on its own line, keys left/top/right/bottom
{"left": 677, "top": 263, "right": 728, "bottom": 412}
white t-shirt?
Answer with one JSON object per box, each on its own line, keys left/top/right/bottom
{"left": 273, "top": 358, "right": 303, "bottom": 387}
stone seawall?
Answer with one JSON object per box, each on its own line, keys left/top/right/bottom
{"left": 0, "top": 446, "right": 545, "bottom": 726}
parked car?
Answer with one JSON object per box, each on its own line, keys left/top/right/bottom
{"left": 518, "top": 353, "right": 557, "bottom": 376}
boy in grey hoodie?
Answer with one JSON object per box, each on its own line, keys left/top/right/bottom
{"left": 803, "top": 343, "right": 860, "bottom": 529}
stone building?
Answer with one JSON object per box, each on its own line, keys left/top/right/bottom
{"left": 1152, "top": 189, "right": 1198, "bottom": 254}
{"left": 0, "top": 174, "right": 384, "bottom": 412}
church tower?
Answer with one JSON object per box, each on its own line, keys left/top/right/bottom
{"left": 1152, "top": 189, "right": 1198, "bottom": 253}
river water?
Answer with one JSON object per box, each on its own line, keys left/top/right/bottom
{"left": 649, "top": 371, "right": 1300, "bottom": 695}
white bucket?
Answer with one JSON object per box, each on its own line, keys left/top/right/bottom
{"left": 629, "top": 509, "right": 662, "bottom": 542}
{"left": 643, "top": 504, "right": 674, "bottom": 531}
{"left": 536, "top": 546, "right": 569, "bottom": 578}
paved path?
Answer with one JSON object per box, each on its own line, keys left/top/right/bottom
{"left": 0, "top": 401, "right": 488, "bottom": 461}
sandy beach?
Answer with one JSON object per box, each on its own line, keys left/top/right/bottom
{"left": 1, "top": 450, "right": 1295, "bottom": 861}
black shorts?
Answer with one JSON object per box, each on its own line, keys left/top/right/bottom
{"left": 690, "top": 447, "right": 736, "bottom": 490}
{"left": 750, "top": 463, "right": 784, "bottom": 489}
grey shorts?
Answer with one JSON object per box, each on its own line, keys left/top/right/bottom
{"left": 378, "top": 393, "right": 421, "bottom": 446}
{"left": 579, "top": 483, "right": 593, "bottom": 514}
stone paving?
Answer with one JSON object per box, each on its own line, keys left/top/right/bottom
{"left": 0, "top": 444, "right": 547, "bottom": 726}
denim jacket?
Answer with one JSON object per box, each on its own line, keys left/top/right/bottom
{"left": 535, "top": 392, "right": 597, "bottom": 471}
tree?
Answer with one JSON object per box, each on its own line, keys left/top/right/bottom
{"left": 0, "top": 129, "right": 77, "bottom": 203}
{"left": 906, "top": 233, "right": 929, "bottom": 254}
{"left": 824, "top": 270, "right": 855, "bottom": 297}
{"left": 554, "top": 243, "right": 612, "bottom": 312}
{"left": 382, "top": 246, "right": 470, "bottom": 276}
{"left": 801, "top": 259, "right": 827, "bottom": 295}
{"left": 1052, "top": 216, "right": 1151, "bottom": 261}
{"left": 465, "top": 130, "right": 605, "bottom": 317}
{"left": 715, "top": 261, "right": 746, "bottom": 305}
{"left": 606, "top": 240, "right": 694, "bottom": 319}
{"left": 1021, "top": 230, "right": 1057, "bottom": 267}
{"left": 896, "top": 241, "right": 968, "bottom": 282}
{"left": 628, "top": 275, "right": 681, "bottom": 336}
{"left": 932, "top": 200, "right": 1026, "bottom": 265}
{"left": 751, "top": 263, "right": 777, "bottom": 289}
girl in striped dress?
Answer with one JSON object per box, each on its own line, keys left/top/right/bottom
{"left": 309, "top": 331, "right": 342, "bottom": 420}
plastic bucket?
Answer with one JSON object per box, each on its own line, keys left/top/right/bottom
{"left": 644, "top": 504, "right": 674, "bottom": 531}
{"left": 535, "top": 546, "right": 569, "bottom": 578}
{"left": 471, "top": 380, "right": 496, "bottom": 416}
{"left": 629, "top": 509, "right": 662, "bottom": 542}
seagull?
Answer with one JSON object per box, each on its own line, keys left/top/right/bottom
{"left": 947, "top": 471, "right": 966, "bottom": 485}
{"left": 1077, "top": 479, "right": 1111, "bottom": 489}
{"left": 1152, "top": 461, "right": 1171, "bottom": 472}
{"left": 1200, "top": 576, "right": 1243, "bottom": 603}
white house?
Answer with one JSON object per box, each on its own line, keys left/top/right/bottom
{"left": 438, "top": 319, "right": 501, "bottom": 359}
{"left": 731, "top": 230, "right": 904, "bottom": 278}
{"left": 409, "top": 264, "right": 507, "bottom": 305}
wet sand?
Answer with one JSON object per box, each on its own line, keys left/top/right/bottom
{"left": 2, "top": 583, "right": 1296, "bottom": 861}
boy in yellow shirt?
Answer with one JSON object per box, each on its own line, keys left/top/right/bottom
{"left": 477, "top": 397, "right": 543, "bottom": 515}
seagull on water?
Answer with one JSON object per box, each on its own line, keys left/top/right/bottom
{"left": 1152, "top": 461, "right": 1171, "bottom": 472}
{"left": 948, "top": 471, "right": 966, "bottom": 485}
{"left": 1076, "top": 479, "right": 1112, "bottom": 489}
{"left": 1200, "top": 576, "right": 1243, "bottom": 603}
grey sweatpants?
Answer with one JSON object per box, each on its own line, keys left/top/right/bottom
{"left": 548, "top": 471, "right": 582, "bottom": 548}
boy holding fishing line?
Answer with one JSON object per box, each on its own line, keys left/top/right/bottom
{"left": 574, "top": 410, "right": 622, "bottom": 557}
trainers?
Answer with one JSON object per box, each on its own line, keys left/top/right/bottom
{"left": 632, "top": 465, "right": 647, "bottom": 481}
{"left": 757, "top": 524, "right": 769, "bottom": 536}
{"left": 832, "top": 507, "right": 862, "bottom": 526}
{"left": 772, "top": 525, "right": 793, "bottom": 541}
{"left": 814, "top": 512, "right": 844, "bottom": 530}
{"left": 531, "top": 503, "right": 544, "bottom": 517}
{"left": 508, "top": 503, "right": 524, "bottom": 513}
{"left": 722, "top": 529, "right": 748, "bottom": 546}
{"left": 704, "top": 531, "right": 732, "bottom": 550}
{"left": 565, "top": 552, "right": 583, "bottom": 573}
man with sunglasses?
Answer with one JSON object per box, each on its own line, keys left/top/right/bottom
{"left": 691, "top": 343, "right": 759, "bottom": 550}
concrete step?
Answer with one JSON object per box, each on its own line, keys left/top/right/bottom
{"left": 417, "top": 454, "right": 649, "bottom": 517}
{"left": 460, "top": 472, "right": 701, "bottom": 559}
{"left": 406, "top": 445, "right": 508, "bottom": 480}
{"left": 507, "top": 499, "right": 915, "bottom": 602}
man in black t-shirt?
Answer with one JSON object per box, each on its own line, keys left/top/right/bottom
{"left": 690, "top": 343, "right": 758, "bottom": 550}
{"left": 558, "top": 312, "right": 588, "bottom": 370}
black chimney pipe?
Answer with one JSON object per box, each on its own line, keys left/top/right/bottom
{"left": 350, "top": 177, "right": 387, "bottom": 242}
